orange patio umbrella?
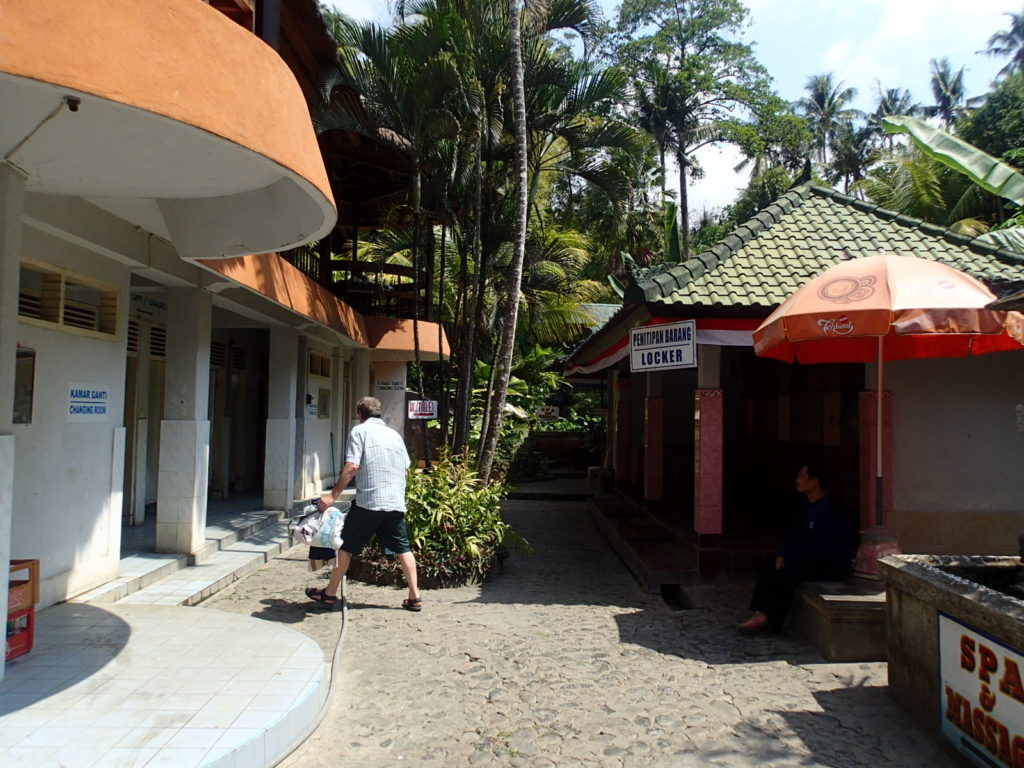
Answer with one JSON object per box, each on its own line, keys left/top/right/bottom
{"left": 753, "top": 253, "right": 1024, "bottom": 533}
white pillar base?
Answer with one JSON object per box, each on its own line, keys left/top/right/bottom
{"left": 156, "top": 419, "right": 210, "bottom": 556}
{"left": 264, "top": 418, "right": 298, "bottom": 510}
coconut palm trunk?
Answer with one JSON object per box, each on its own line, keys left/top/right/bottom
{"left": 410, "top": 167, "right": 432, "bottom": 470}
{"left": 677, "top": 150, "right": 691, "bottom": 260}
{"left": 454, "top": 126, "right": 485, "bottom": 451}
{"left": 478, "top": 0, "right": 528, "bottom": 483}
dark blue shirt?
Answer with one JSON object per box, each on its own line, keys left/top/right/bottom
{"left": 778, "top": 493, "right": 853, "bottom": 569}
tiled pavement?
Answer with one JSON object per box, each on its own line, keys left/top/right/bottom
{"left": 0, "top": 603, "right": 329, "bottom": 768}
{"left": 0, "top": 495, "right": 350, "bottom": 768}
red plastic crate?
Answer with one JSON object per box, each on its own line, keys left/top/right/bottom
{"left": 6, "top": 605, "right": 34, "bottom": 662}
{"left": 8, "top": 579, "right": 33, "bottom": 612}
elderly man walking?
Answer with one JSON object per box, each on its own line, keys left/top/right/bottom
{"left": 306, "top": 396, "right": 422, "bottom": 611}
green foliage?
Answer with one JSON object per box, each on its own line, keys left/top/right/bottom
{"left": 958, "top": 73, "right": 1024, "bottom": 165}
{"left": 882, "top": 116, "right": 1024, "bottom": 205}
{"left": 355, "top": 453, "right": 529, "bottom": 587}
{"left": 727, "top": 167, "right": 794, "bottom": 226}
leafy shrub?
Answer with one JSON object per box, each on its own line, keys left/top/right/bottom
{"left": 351, "top": 452, "right": 529, "bottom": 588}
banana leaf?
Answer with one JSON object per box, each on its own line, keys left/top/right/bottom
{"left": 882, "top": 116, "right": 1024, "bottom": 206}
{"left": 975, "top": 228, "right": 1024, "bottom": 259}
{"left": 608, "top": 272, "right": 627, "bottom": 298}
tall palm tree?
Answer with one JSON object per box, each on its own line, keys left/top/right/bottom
{"left": 981, "top": 7, "right": 1024, "bottom": 79}
{"left": 827, "top": 120, "right": 876, "bottom": 194}
{"left": 633, "top": 58, "right": 674, "bottom": 205}
{"left": 794, "top": 73, "right": 859, "bottom": 163}
{"left": 478, "top": 0, "right": 528, "bottom": 484}
{"left": 868, "top": 84, "right": 919, "bottom": 147}
{"left": 924, "top": 57, "right": 977, "bottom": 129}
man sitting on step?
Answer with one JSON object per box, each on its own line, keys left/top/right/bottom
{"left": 737, "top": 463, "right": 854, "bottom": 635}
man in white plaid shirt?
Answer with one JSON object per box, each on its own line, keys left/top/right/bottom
{"left": 306, "top": 396, "right": 422, "bottom": 611}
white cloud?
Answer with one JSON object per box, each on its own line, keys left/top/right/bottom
{"left": 322, "top": 0, "right": 387, "bottom": 23}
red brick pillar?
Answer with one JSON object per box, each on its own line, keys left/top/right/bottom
{"left": 694, "top": 389, "right": 724, "bottom": 536}
{"left": 644, "top": 396, "right": 664, "bottom": 501}
{"left": 859, "top": 391, "right": 893, "bottom": 528}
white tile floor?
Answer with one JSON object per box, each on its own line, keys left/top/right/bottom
{"left": 0, "top": 603, "right": 328, "bottom": 768}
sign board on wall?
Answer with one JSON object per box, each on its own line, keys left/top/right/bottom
{"left": 372, "top": 362, "right": 407, "bottom": 431}
{"left": 630, "top": 320, "right": 697, "bottom": 372}
{"left": 537, "top": 405, "right": 559, "bottom": 421}
{"left": 68, "top": 382, "right": 109, "bottom": 422}
{"left": 939, "top": 613, "right": 1024, "bottom": 766}
{"left": 407, "top": 400, "right": 438, "bottom": 420}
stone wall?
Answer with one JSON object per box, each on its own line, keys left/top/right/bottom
{"left": 881, "top": 554, "right": 1024, "bottom": 737}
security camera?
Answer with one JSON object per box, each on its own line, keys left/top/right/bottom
{"left": 65, "top": 96, "right": 80, "bottom": 112}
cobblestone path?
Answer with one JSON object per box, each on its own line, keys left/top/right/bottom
{"left": 215, "top": 500, "right": 955, "bottom": 767}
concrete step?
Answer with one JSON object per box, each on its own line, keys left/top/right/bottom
{"left": 116, "top": 521, "right": 295, "bottom": 606}
{"left": 588, "top": 494, "right": 698, "bottom": 593}
{"left": 72, "top": 509, "right": 289, "bottom": 605}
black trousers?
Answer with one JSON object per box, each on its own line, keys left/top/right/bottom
{"left": 749, "top": 556, "right": 850, "bottom": 630}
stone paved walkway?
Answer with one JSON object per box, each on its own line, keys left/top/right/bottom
{"left": 210, "top": 500, "right": 956, "bottom": 768}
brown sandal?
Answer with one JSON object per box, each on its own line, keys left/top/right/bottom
{"left": 306, "top": 587, "right": 340, "bottom": 608}
{"left": 401, "top": 596, "right": 423, "bottom": 612}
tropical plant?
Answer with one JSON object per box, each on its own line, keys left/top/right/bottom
{"left": 882, "top": 116, "right": 1024, "bottom": 206}
{"left": 924, "top": 57, "right": 978, "bottom": 129}
{"left": 958, "top": 72, "right": 1024, "bottom": 166}
{"left": 477, "top": 0, "right": 530, "bottom": 484}
{"left": 980, "top": 6, "right": 1024, "bottom": 79}
{"left": 794, "top": 73, "right": 859, "bottom": 164}
{"left": 880, "top": 116, "right": 1024, "bottom": 250}
{"left": 828, "top": 120, "right": 876, "bottom": 194}
{"left": 351, "top": 452, "right": 528, "bottom": 587}
{"left": 867, "top": 84, "right": 919, "bottom": 147}
{"left": 615, "top": 0, "right": 772, "bottom": 258}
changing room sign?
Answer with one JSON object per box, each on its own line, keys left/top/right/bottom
{"left": 630, "top": 320, "right": 696, "bottom": 372}
{"left": 939, "top": 613, "right": 1024, "bottom": 767}
{"left": 68, "top": 382, "right": 109, "bottom": 422}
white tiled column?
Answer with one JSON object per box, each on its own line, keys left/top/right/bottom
{"left": 0, "top": 164, "right": 26, "bottom": 680}
{"left": 264, "top": 326, "right": 299, "bottom": 509}
{"left": 330, "top": 347, "right": 345, "bottom": 478}
{"left": 130, "top": 323, "right": 151, "bottom": 525}
{"left": 352, "top": 349, "right": 370, "bottom": 401}
{"left": 156, "top": 288, "right": 212, "bottom": 556}
{"left": 294, "top": 335, "right": 309, "bottom": 499}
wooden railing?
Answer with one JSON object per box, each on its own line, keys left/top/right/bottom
{"left": 280, "top": 249, "right": 429, "bottom": 320}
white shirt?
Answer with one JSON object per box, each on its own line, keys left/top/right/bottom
{"left": 345, "top": 417, "right": 411, "bottom": 511}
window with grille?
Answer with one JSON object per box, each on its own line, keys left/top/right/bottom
{"left": 309, "top": 351, "right": 330, "bottom": 378}
{"left": 17, "top": 263, "right": 119, "bottom": 339}
{"left": 149, "top": 325, "right": 167, "bottom": 358}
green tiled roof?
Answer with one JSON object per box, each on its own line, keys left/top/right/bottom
{"left": 580, "top": 303, "right": 621, "bottom": 330}
{"left": 624, "top": 185, "right": 1024, "bottom": 309}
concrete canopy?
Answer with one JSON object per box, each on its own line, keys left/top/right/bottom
{"left": 0, "top": 0, "right": 336, "bottom": 259}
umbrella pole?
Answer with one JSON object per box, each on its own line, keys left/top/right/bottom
{"left": 876, "top": 336, "right": 884, "bottom": 527}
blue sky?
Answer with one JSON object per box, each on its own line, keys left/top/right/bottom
{"left": 325, "top": 0, "right": 1016, "bottom": 212}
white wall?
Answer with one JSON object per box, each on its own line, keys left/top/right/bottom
{"left": 304, "top": 371, "right": 335, "bottom": 491}
{"left": 372, "top": 361, "right": 407, "bottom": 434}
{"left": 888, "top": 352, "right": 1024, "bottom": 514}
{"left": 14, "top": 229, "right": 130, "bottom": 605}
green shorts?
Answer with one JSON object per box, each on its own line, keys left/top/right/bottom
{"left": 340, "top": 504, "right": 411, "bottom": 556}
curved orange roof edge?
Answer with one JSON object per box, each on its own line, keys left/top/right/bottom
{"left": 0, "top": 0, "right": 333, "bottom": 209}
{"left": 364, "top": 317, "right": 451, "bottom": 358}
{"left": 199, "top": 254, "right": 368, "bottom": 346}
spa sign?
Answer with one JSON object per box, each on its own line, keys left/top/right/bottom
{"left": 629, "top": 320, "right": 696, "bottom": 373}
{"left": 939, "top": 613, "right": 1024, "bottom": 767}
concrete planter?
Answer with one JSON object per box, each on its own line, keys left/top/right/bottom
{"left": 880, "top": 554, "right": 1024, "bottom": 766}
